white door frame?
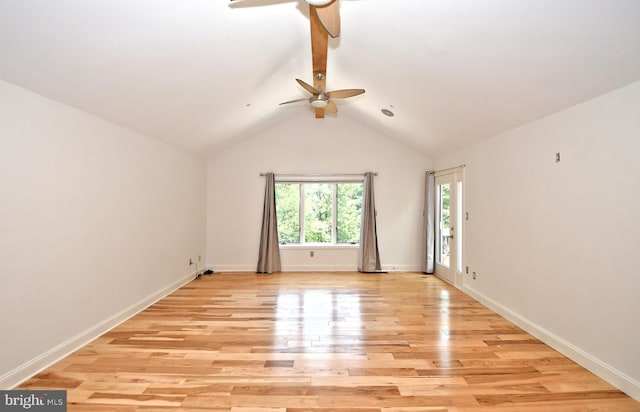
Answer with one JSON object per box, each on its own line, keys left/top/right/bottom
{"left": 434, "top": 168, "right": 464, "bottom": 289}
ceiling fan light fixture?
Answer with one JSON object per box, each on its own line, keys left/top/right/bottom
{"left": 305, "top": 0, "right": 333, "bottom": 6}
{"left": 310, "top": 98, "right": 329, "bottom": 108}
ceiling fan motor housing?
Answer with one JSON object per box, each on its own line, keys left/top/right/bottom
{"left": 305, "top": 0, "right": 333, "bottom": 6}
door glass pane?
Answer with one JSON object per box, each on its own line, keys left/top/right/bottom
{"left": 456, "top": 180, "right": 463, "bottom": 273}
{"left": 304, "top": 183, "right": 333, "bottom": 243}
{"left": 438, "top": 183, "right": 451, "bottom": 267}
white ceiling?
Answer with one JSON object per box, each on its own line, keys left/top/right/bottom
{"left": 1, "top": 0, "right": 639, "bottom": 156}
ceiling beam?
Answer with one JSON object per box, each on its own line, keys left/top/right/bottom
{"left": 309, "top": 4, "right": 328, "bottom": 118}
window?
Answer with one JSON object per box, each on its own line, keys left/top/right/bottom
{"left": 275, "top": 181, "right": 363, "bottom": 245}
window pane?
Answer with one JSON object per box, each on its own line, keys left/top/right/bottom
{"left": 275, "top": 183, "right": 300, "bottom": 244}
{"left": 337, "top": 183, "right": 363, "bottom": 244}
{"left": 304, "top": 183, "right": 333, "bottom": 243}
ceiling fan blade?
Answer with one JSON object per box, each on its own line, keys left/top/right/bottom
{"left": 325, "top": 88, "right": 365, "bottom": 99}
{"left": 326, "top": 100, "right": 338, "bottom": 113}
{"left": 296, "top": 78, "right": 320, "bottom": 95}
{"left": 314, "top": 0, "right": 340, "bottom": 38}
{"left": 229, "top": 0, "right": 294, "bottom": 8}
{"left": 279, "top": 97, "right": 310, "bottom": 105}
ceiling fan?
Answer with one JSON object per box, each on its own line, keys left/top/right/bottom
{"left": 229, "top": 0, "right": 341, "bottom": 38}
{"left": 289, "top": 0, "right": 363, "bottom": 117}
{"left": 231, "top": 0, "right": 363, "bottom": 118}
{"left": 280, "top": 77, "right": 364, "bottom": 114}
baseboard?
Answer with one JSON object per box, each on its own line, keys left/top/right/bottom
{"left": 382, "top": 264, "right": 422, "bottom": 272}
{"left": 281, "top": 264, "right": 358, "bottom": 272}
{"left": 463, "top": 285, "right": 640, "bottom": 401}
{"left": 210, "top": 264, "right": 422, "bottom": 273}
{"left": 210, "top": 264, "right": 255, "bottom": 272}
{"left": 213, "top": 265, "right": 359, "bottom": 272}
{"left": 0, "top": 270, "right": 197, "bottom": 389}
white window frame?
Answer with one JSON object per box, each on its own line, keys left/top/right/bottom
{"left": 276, "top": 175, "right": 364, "bottom": 247}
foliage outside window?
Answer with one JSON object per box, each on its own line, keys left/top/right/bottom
{"left": 275, "top": 181, "right": 363, "bottom": 245}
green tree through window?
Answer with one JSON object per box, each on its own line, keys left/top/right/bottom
{"left": 275, "top": 181, "right": 363, "bottom": 245}
{"left": 337, "top": 183, "right": 363, "bottom": 243}
{"left": 304, "top": 183, "right": 333, "bottom": 243}
{"left": 275, "top": 183, "right": 300, "bottom": 243}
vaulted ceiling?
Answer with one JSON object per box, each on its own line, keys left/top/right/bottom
{"left": 1, "top": 0, "right": 639, "bottom": 156}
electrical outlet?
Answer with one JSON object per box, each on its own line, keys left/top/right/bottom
{"left": 472, "top": 271, "right": 477, "bottom": 280}
{"left": 198, "top": 255, "right": 202, "bottom": 262}
{"left": 310, "top": 251, "right": 314, "bottom": 257}
{"left": 189, "top": 258, "right": 194, "bottom": 266}
{"left": 465, "top": 266, "right": 469, "bottom": 274}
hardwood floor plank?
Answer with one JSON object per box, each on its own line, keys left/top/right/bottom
{"left": 17, "top": 272, "right": 640, "bottom": 411}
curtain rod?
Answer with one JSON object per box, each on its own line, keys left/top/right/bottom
{"left": 260, "top": 172, "right": 377, "bottom": 177}
{"left": 429, "top": 164, "right": 466, "bottom": 175}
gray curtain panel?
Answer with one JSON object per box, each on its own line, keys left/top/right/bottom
{"left": 358, "top": 172, "right": 382, "bottom": 273}
{"left": 424, "top": 171, "right": 435, "bottom": 273}
{"left": 257, "top": 173, "right": 281, "bottom": 274}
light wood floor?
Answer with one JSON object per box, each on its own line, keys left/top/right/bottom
{"left": 20, "top": 272, "right": 640, "bottom": 411}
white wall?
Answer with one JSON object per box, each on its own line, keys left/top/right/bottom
{"left": 434, "top": 80, "right": 640, "bottom": 399}
{"left": 207, "top": 115, "right": 431, "bottom": 272}
{"left": 0, "top": 80, "right": 207, "bottom": 388}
